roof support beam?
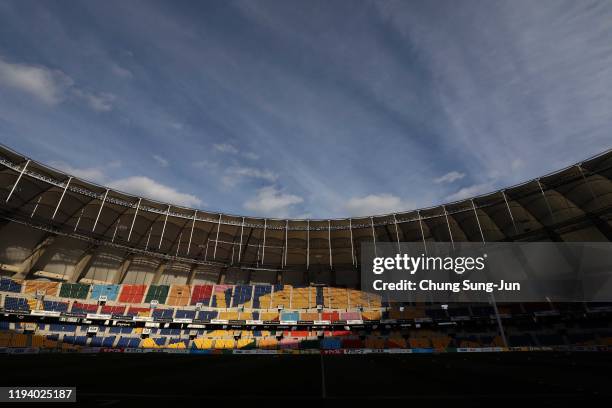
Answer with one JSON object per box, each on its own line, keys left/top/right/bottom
{"left": 51, "top": 177, "right": 72, "bottom": 220}
{"left": 261, "top": 219, "right": 267, "bottom": 265}
{"left": 213, "top": 214, "right": 221, "bottom": 259}
{"left": 393, "top": 214, "right": 401, "bottom": 252}
{"left": 349, "top": 218, "right": 355, "bottom": 266}
{"left": 186, "top": 210, "right": 197, "bottom": 255}
{"left": 238, "top": 217, "right": 245, "bottom": 262}
{"left": 5, "top": 159, "right": 30, "bottom": 203}
{"left": 306, "top": 220, "right": 310, "bottom": 270}
{"left": 92, "top": 189, "right": 109, "bottom": 232}
{"left": 472, "top": 199, "right": 486, "bottom": 243}
{"left": 158, "top": 205, "right": 170, "bottom": 249}
{"left": 417, "top": 210, "right": 428, "bottom": 255}
{"left": 370, "top": 217, "right": 377, "bottom": 257}
{"left": 328, "top": 220, "right": 333, "bottom": 269}
{"left": 127, "top": 198, "right": 141, "bottom": 242}
{"left": 502, "top": 190, "right": 519, "bottom": 235}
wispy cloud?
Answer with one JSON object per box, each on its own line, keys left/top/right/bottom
{"left": 445, "top": 183, "right": 493, "bottom": 202}
{"left": 49, "top": 161, "right": 108, "bottom": 184}
{"left": 344, "top": 194, "right": 413, "bottom": 216}
{"left": 0, "top": 56, "right": 115, "bottom": 111}
{"left": 50, "top": 160, "right": 202, "bottom": 208}
{"left": 434, "top": 171, "right": 465, "bottom": 184}
{"left": 222, "top": 166, "right": 278, "bottom": 187}
{"left": 243, "top": 185, "right": 303, "bottom": 217}
{"left": 108, "top": 176, "right": 202, "bottom": 207}
{"left": 213, "top": 143, "right": 239, "bottom": 154}
{"left": 0, "top": 57, "right": 73, "bottom": 105}
{"left": 152, "top": 154, "right": 169, "bottom": 167}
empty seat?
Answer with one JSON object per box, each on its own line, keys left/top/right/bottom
{"left": 252, "top": 285, "right": 272, "bottom": 308}
{"left": 167, "top": 285, "right": 191, "bottom": 306}
{"left": 118, "top": 284, "right": 147, "bottom": 303}
{"left": 300, "top": 312, "right": 319, "bottom": 321}
{"left": 280, "top": 311, "right": 299, "bottom": 322}
{"left": 0, "top": 278, "right": 22, "bottom": 293}
{"left": 91, "top": 284, "right": 120, "bottom": 301}
{"left": 211, "top": 285, "right": 233, "bottom": 308}
{"left": 43, "top": 300, "right": 69, "bottom": 312}
{"left": 326, "top": 288, "right": 348, "bottom": 309}
{"left": 175, "top": 309, "right": 196, "bottom": 319}
{"left": 24, "top": 281, "right": 59, "bottom": 297}
{"left": 71, "top": 302, "right": 98, "bottom": 315}
{"left": 152, "top": 308, "right": 174, "bottom": 319}
{"left": 197, "top": 310, "right": 218, "bottom": 320}
{"left": 291, "top": 287, "right": 312, "bottom": 309}
{"left": 190, "top": 285, "right": 213, "bottom": 306}
{"left": 340, "top": 312, "right": 361, "bottom": 321}
{"left": 4, "top": 297, "right": 30, "bottom": 312}
{"left": 322, "top": 311, "right": 340, "bottom": 322}
{"left": 347, "top": 289, "right": 369, "bottom": 307}
{"left": 145, "top": 285, "right": 170, "bottom": 304}
{"left": 101, "top": 305, "right": 126, "bottom": 316}
{"left": 126, "top": 307, "right": 151, "bottom": 317}
{"left": 59, "top": 283, "right": 90, "bottom": 299}
{"left": 231, "top": 285, "right": 253, "bottom": 307}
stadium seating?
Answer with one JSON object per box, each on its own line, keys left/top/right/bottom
{"left": 231, "top": 285, "right": 252, "bottom": 307}
{"left": 118, "top": 284, "right": 147, "bottom": 303}
{"left": 190, "top": 284, "right": 213, "bottom": 306}
{"left": 59, "top": 283, "right": 90, "bottom": 299}
{"left": 211, "top": 285, "right": 232, "bottom": 308}
{"left": 24, "top": 281, "right": 59, "bottom": 296}
{"left": 291, "top": 287, "right": 312, "bottom": 309}
{"left": 91, "top": 284, "right": 120, "bottom": 301}
{"left": 71, "top": 302, "right": 99, "bottom": 315}
{"left": 145, "top": 285, "right": 170, "bottom": 304}
{"left": 252, "top": 285, "right": 272, "bottom": 308}
{"left": 167, "top": 285, "right": 190, "bottom": 306}
{"left": 0, "top": 278, "right": 21, "bottom": 293}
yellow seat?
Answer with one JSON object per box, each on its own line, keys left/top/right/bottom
{"left": 141, "top": 338, "right": 159, "bottom": 348}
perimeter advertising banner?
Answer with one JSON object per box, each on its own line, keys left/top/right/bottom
{"left": 361, "top": 242, "right": 612, "bottom": 302}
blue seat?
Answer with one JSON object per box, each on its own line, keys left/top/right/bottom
{"left": 43, "top": 301, "right": 69, "bottom": 312}
{"left": 252, "top": 285, "right": 271, "bottom": 308}
{"left": 232, "top": 285, "right": 253, "bottom": 307}
{"left": 101, "top": 336, "right": 116, "bottom": 347}
{"left": 281, "top": 311, "right": 299, "bottom": 321}
{"left": 0, "top": 278, "right": 22, "bottom": 293}
{"left": 198, "top": 310, "right": 218, "bottom": 320}
{"left": 90, "top": 284, "right": 120, "bottom": 301}
{"left": 127, "top": 338, "right": 140, "bottom": 347}
{"left": 152, "top": 308, "right": 174, "bottom": 319}
{"left": 175, "top": 310, "right": 196, "bottom": 319}
{"left": 90, "top": 337, "right": 103, "bottom": 347}
{"left": 4, "top": 297, "right": 30, "bottom": 311}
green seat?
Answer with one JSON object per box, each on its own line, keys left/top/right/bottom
{"left": 145, "top": 285, "right": 170, "bottom": 304}
{"left": 59, "top": 283, "right": 90, "bottom": 299}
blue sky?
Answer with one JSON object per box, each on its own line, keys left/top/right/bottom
{"left": 0, "top": 0, "right": 611, "bottom": 219}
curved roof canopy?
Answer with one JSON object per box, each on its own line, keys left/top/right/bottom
{"left": 1, "top": 144, "right": 611, "bottom": 273}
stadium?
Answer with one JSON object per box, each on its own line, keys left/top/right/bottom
{"left": 3, "top": 1, "right": 612, "bottom": 404}
{"left": 1, "top": 143, "right": 612, "bottom": 402}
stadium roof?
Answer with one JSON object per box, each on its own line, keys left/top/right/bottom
{"left": 1, "top": 143, "right": 611, "bottom": 274}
